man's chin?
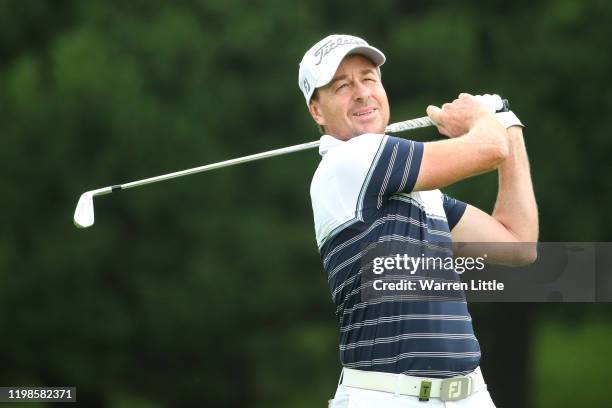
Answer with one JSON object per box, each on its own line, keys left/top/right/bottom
{"left": 352, "top": 123, "right": 385, "bottom": 137}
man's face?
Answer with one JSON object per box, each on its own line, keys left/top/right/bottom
{"left": 308, "top": 54, "right": 390, "bottom": 140}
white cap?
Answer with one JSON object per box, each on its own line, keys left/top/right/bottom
{"left": 298, "top": 34, "right": 386, "bottom": 103}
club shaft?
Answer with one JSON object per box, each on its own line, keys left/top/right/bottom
{"left": 96, "top": 116, "right": 434, "bottom": 196}
{"left": 117, "top": 140, "right": 320, "bottom": 191}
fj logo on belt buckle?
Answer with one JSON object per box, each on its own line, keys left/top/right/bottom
{"left": 418, "top": 381, "right": 432, "bottom": 401}
{"left": 440, "top": 377, "right": 471, "bottom": 401}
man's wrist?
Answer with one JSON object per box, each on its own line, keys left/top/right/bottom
{"left": 467, "top": 113, "right": 507, "bottom": 145}
{"left": 507, "top": 125, "right": 524, "bottom": 139}
{"left": 471, "top": 111, "right": 502, "bottom": 131}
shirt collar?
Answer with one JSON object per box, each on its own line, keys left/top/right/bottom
{"left": 318, "top": 134, "right": 345, "bottom": 157}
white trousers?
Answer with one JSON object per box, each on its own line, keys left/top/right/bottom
{"left": 328, "top": 372, "right": 497, "bottom": 408}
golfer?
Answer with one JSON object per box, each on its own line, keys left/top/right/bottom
{"left": 299, "top": 34, "right": 538, "bottom": 407}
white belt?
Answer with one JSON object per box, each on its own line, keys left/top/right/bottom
{"left": 341, "top": 367, "right": 486, "bottom": 402}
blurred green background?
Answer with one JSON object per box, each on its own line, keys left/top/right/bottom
{"left": 1, "top": 0, "right": 611, "bottom": 407}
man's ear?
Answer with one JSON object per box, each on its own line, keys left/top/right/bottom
{"left": 308, "top": 100, "right": 325, "bottom": 127}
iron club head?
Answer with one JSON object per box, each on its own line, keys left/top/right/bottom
{"left": 73, "top": 191, "right": 95, "bottom": 228}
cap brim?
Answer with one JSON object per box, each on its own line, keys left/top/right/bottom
{"left": 315, "top": 45, "right": 386, "bottom": 90}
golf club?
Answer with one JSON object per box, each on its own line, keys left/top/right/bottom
{"left": 73, "top": 101, "right": 509, "bottom": 229}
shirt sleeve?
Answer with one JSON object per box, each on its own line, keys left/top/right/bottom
{"left": 358, "top": 135, "right": 423, "bottom": 211}
{"left": 443, "top": 194, "right": 467, "bottom": 230}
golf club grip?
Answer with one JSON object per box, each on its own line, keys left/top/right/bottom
{"left": 385, "top": 116, "right": 434, "bottom": 133}
{"left": 385, "top": 98, "right": 509, "bottom": 134}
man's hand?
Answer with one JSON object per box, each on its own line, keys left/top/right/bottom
{"left": 426, "top": 93, "right": 493, "bottom": 138}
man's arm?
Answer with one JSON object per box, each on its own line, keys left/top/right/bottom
{"left": 451, "top": 125, "right": 539, "bottom": 264}
{"left": 411, "top": 93, "right": 538, "bottom": 264}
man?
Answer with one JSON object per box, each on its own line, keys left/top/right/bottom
{"left": 298, "top": 34, "right": 538, "bottom": 407}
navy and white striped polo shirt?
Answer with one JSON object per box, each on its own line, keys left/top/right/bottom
{"left": 310, "top": 133, "right": 480, "bottom": 378}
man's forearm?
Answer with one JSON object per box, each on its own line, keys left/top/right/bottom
{"left": 415, "top": 114, "right": 508, "bottom": 191}
{"left": 492, "top": 126, "right": 539, "bottom": 242}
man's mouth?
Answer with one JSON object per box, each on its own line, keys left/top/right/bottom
{"left": 353, "top": 108, "right": 377, "bottom": 117}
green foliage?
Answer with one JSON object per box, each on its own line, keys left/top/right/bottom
{"left": 534, "top": 318, "right": 612, "bottom": 407}
{"left": 0, "top": 1, "right": 610, "bottom": 407}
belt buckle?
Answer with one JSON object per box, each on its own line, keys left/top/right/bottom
{"left": 418, "top": 380, "right": 432, "bottom": 401}
{"left": 440, "top": 377, "right": 471, "bottom": 401}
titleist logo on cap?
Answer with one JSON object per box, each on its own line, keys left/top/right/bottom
{"left": 313, "top": 37, "right": 366, "bottom": 65}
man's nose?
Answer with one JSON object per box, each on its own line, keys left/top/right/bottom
{"left": 353, "top": 80, "right": 371, "bottom": 102}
